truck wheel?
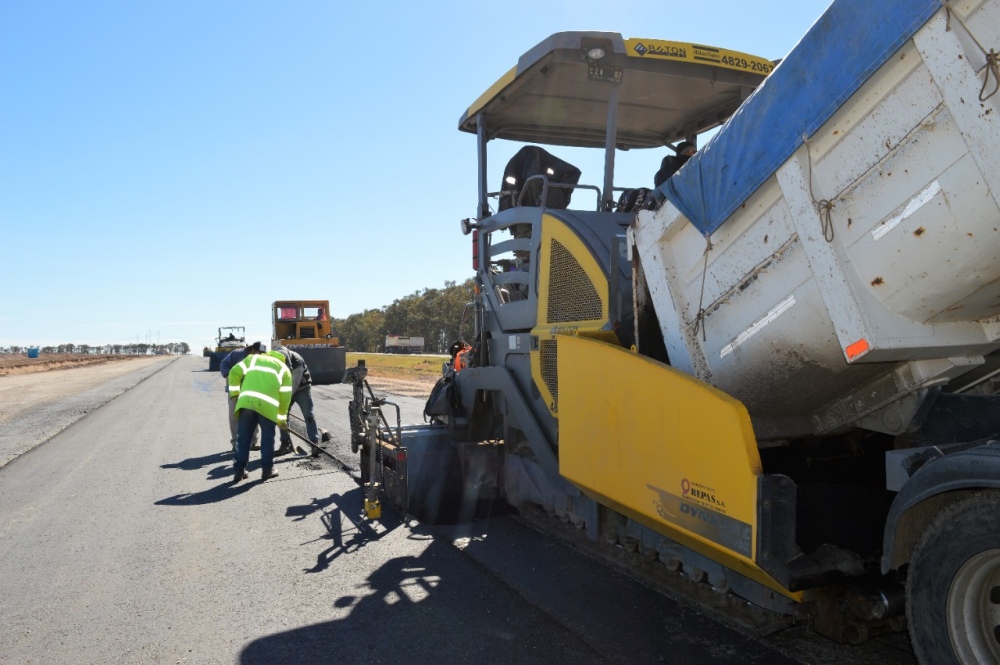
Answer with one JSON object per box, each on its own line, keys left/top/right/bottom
{"left": 906, "top": 490, "right": 1000, "bottom": 665}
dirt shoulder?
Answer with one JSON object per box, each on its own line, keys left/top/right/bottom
{"left": 0, "top": 354, "right": 161, "bottom": 378}
{"left": 0, "top": 356, "right": 172, "bottom": 424}
{"left": 0, "top": 356, "right": 174, "bottom": 468}
{"left": 344, "top": 352, "right": 443, "bottom": 398}
{"left": 361, "top": 373, "right": 438, "bottom": 398}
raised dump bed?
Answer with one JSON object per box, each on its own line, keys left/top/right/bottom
{"left": 634, "top": 0, "right": 1000, "bottom": 440}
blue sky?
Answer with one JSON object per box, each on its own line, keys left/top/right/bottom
{"left": 0, "top": 0, "right": 832, "bottom": 352}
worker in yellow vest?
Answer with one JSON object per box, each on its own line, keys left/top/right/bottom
{"left": 227, "top": 349, "right": 293, "bottom": 483}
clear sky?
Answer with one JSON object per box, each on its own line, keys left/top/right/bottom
{"left": 0, "top": 0, "right": 833, "bottom": 352}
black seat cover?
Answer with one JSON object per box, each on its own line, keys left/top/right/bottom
{"left": 499, "top": 146, "right": 581, "bottom": 212}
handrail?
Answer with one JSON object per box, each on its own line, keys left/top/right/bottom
{"left": 485, "top": 174, "right": 603, "bottom": 212}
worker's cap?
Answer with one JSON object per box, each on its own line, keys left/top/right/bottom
{"left": 674, "top": 141, "right": 696, "bottom": 156}
{"left": 246, "top": 341, "right": 262, "bottom": 353}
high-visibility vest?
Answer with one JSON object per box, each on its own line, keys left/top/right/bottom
{"left": 228, "top": 351, "right": 292, "bottom": 425}
{"left": 454, "top": 344, "right": 473, "bottom": 372}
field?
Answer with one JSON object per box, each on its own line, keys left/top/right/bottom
{"left": 343, "top": 352, "right": 444, "bottom": 397}
{"left": 345, "top": 352, "right": 445, "bottom": 380}
{"left": 0, "top": 351, "right": 444, "bottom": 398}
{"left": 0, "top": 353, "right": 150, "bottom": 377}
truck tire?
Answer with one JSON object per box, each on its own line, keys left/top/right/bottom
{"left": 906, "top": 490, "right": 1000, "bottom": 665}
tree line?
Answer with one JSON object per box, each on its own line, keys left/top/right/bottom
{"left": 333, "top": 279, "right": 476, "bottom": 353}
{"left": 0, "top": 342, "right": 191, "bottom": 356}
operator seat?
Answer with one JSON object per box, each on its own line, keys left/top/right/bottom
{"left": 498, "top": 146, "right": 581, "bottom": 212}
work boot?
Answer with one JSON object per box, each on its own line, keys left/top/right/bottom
{"left": 250, "top": 442, "right": 261, "bottom": 451}
{"left": 261, "top": 469, "right": 279, "bottom": 481}
{"left": 274, "top": 443, "right": 294, "bottom": 457}
{"left": 233, "top": 469, "right": 249, "bottom": 483}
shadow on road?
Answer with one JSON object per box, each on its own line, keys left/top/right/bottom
{"left": 288, "top": 486, "right": 406, "bottom": 574}
{"left": 161, "top": 451, "right": 231, "bottom": 471}
{"left": 155, "top": 478, "right": 255, "bottom": 505}
{"left": 163, "top": 452, "right": 290, "bottom": 482}
{"left": 238, "top": 536, "right": 609, "bottom": 665}
{"left": 237, "top": 483, "right": 816, "bottom": 665}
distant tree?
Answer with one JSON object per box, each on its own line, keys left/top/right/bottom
{"left": 338, "top": 308, "right": 386, "bottom": 352}
{"left": 335, "top": 279, "right": 475, "bottom": 354}
{"left": 381, "top": 279, "right": 474, "bottom": 353}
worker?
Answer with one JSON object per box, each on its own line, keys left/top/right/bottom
{"left": 219, "top": 342, "right": 261, "bottom": 452}
{"left": 449, "top": 341, "right": 473, "bottom": 372}
{"left": 227, "top": 349, "right": 293, "bottom": 483}
{"left": 273, "top": 346, "right": 319, "bottom": 457}
{"left": 653, "top": 141, "right": 697, "bottom": 187}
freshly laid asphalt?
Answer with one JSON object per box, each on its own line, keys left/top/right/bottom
{"left": 0, "top": 356, "right": 917, "bottom": 664}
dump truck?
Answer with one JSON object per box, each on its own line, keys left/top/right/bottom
{"left": 207, "top": 326, "right": 245, "bottom": 372}
{"left": 384, "top": 335, "right": 425, "bottom": 354}
{"left": 271, "top": 300, "right": 346, "bottom": 384}
{"left": 348, "top": 2, "right": 1000, "bottom": 662}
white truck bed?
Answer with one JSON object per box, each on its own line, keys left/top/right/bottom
{"left": 634, "top": 0, "right": 1000, "bottom": 439}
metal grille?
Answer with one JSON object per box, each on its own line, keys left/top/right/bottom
{"left": 300, "top": 326, "right": 316, "bottom": 338}
{"left": 539, "top": 339, "right": 559, "bottom": 406}
{"left": 547, "top": 239, "right": 602, "bottom": 323}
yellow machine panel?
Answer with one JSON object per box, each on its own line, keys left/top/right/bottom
{"left": 557, "top": 335, "right": 797, "bottom": 598}
{"left": 530, "top": 214, "right": 620, "bottom": 416}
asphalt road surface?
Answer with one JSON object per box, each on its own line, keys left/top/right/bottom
{"left": 0, "top": 356, "right": 919, "bottom": 664}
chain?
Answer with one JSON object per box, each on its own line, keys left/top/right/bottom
{"left": 943, "top": 0, "right": 1000, "bottom": 101}
{"left": 692, "top": 235, "right": 714, "bottom": 342}
{"left": 803, "top": 134, "right": 836, "bottom": 242}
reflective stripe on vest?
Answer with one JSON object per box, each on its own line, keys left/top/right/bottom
{"left": 240, "top": 390, "right": 280, "bottom": 408}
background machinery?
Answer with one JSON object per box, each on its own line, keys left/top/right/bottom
{"left": 207, "top": 326, "right": 245, "bottom": 372}
{"left": 271, "top": 300, "right": 346, "bottom": 384}
{"left": 384, "top": 335, "right": 425, "bottom": 355}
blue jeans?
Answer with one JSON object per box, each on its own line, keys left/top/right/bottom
{"left": 227, "top": 394, "right": 258, "bottom": 449}
{"left": 235, "top": 409, "right": 276, "bottom": 473}
{"left": 279, "top": 387, "right": 319, "bottom": 446}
